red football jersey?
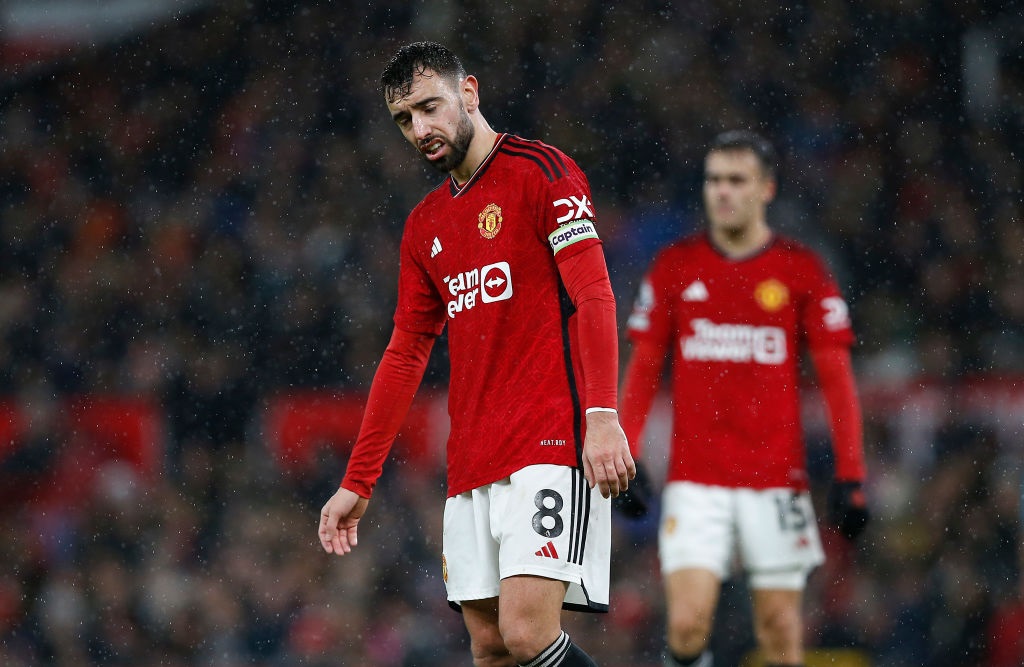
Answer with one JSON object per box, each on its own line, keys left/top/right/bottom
{"left": 626, "top": 233, "right": 855, "bottom": 489}
{"left": 395, "top": 134, "right": 603, "bottom": 496}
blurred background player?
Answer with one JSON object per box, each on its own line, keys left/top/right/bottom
{"left": 317, "top": 42, "right": 634, "bottom": 667}
{"left": 619, "top": 130, "right": 870, "bottom": 667}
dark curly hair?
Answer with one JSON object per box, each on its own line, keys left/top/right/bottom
{"left": 381, "top": 41, "right": 466, "bottom": 104}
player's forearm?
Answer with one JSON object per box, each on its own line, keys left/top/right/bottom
{"left": 618, "top": 338, "right": 664, "bottom": 458}
{"left": 575, "top": 296, "right": 619, "bottom": 410}
{"left": 810, "top": 345, "right": 866, "bottom": 481}
{"left": 341, "top": 327, "right": 434, "bottom": 498}
{"left": 558, "top": 245, "right": 619, "bottom": 411}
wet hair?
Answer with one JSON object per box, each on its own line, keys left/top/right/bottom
{"left": 708, "top": 129, "right": 778, "bottom": 177}
{"left": 381, "top": 41, "right": 467, "bottom": 103}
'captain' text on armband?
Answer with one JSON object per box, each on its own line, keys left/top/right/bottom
{"left": 548, "top": 219, "right": 599, "bottom": 255}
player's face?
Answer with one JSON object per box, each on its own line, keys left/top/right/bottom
{"left": 702, "top": 149, "right": 775, "bottom": 232}
{"left": 386, "top": 68, "right": 475, "bottom": 174}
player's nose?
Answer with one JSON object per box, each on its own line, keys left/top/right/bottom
{"left": 412, "top": 114, "right": 431, "bottom": 140}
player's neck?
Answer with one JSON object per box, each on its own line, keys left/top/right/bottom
{"left": 710, "top": 219, "right": 772, "bottom": 259}
{"left": 450, "top": 123, "right": 499, "bottom": 185}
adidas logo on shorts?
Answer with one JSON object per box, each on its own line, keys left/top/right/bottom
{"left": 535, "top": 540, "right": 559, "bottom": 559}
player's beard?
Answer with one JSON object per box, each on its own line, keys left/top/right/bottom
{"left": 424, "top": 109, "right": 474, "bottom": 174}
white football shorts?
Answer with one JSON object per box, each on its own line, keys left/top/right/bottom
{"left": 442, "top": 463, "right": 610, "bottom": 612}
{"left": 659, "top": 481, "right": 825, "bottom": 590}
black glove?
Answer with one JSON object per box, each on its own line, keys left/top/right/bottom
{"left": 828, "top": 480, "right": 870, "bottom": 540}
{"left": 612, "top": 462, "right": 654, "bottom": 519}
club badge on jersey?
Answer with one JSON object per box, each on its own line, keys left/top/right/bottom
{"left": 754, "top": 278, "right": 789, "bottom": 312}
{"left": 478, "top": 203, "right": 502, "bottom": 239}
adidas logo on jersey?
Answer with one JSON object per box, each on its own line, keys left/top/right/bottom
{"left": 682, "top": 280, "right": 709, "bottom": 301}
{"left": 535, "top": 540, "right": 559, "bottom": 559}
{"left": 431, "top": 237, "right": 443, "bottom": 257}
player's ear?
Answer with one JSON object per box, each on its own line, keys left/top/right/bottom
{"left": 762, "top": 176, "right": 777, "bottom": 204}
{"left": 461, "top": 75, "right": 480, "bottom": 113}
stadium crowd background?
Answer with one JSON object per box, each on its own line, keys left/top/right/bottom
{"left": 1, "top": 1, "right": 1022, "bottom": 665}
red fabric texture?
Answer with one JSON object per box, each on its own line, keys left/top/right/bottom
{"left": 810, "top": 345, "right": 866, "bottom": 481}
{"left": 558, "top": 243, "right": 618, "bottom": 411}
{"left": 340, "top": 327, "right": 435, "bottom": 498}
{"left": 618, "top": 338, "right": 665, "bottom": 458}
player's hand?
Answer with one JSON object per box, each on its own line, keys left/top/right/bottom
{"left": 612, "top": 461, "right": 654, "bottom": 518}
{"left": 582, "top": 410, "right": 635, "bottom": 499}
{"left": 828, "top": 480, "right": 869, "bottom": 540}
{"left": 318, "top": 486, "right": 369, "bottom": 555}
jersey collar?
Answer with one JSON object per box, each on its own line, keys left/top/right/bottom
{"left": 449, "top": 133, "right": 508, "bottom": 198}
{"left": 705, "top": 230, "right": 777, "bottom": 261}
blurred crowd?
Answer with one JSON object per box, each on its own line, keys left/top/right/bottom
{"left": 0, "top": 0, "right": 1021, "bottom": 665}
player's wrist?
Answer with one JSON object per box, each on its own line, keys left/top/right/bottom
{"left": 585, "top": 408, "right": 620, "bottom": 427}
{"left": 340, "top": 478, "right": 372, "bottom": 499}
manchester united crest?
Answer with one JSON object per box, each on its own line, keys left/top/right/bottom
{"left": 754, "top": 278, "right": 789, "bottom": 312}
{"left": 478, "top": 203, "right": 503, "bottom": 239}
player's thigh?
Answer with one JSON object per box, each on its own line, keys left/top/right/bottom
{"left": 460, "top": 597, "right": 510, "bottom": 663}
{"left": 664, "top": 567, "right": 722, "bottom": 630}
{"left": 751, "top": 587, "right": 805, "bottom": 657}
{"left": 498, "top": 575, "right": 568, "bottom": 648}
{"left": 751, "top": 587, "right": 803, "bottom": 628}
{"left": 734, "top": 487, "right": 824, "bottom": 590}
{"left": 659, "top": 481, "right": 735, "bottom": 577}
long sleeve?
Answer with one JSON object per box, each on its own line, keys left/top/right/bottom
{"left": 340, "top": 326, "right": 435, "bottom": 498}
{"left": 618, "top": 337, "right": 666, "bottom": 459}
{"left": 557, "top": 243, "right": 618, "bottom": 410}
{"left": 810, "top": 345, "right": 866, "bottom": 481}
